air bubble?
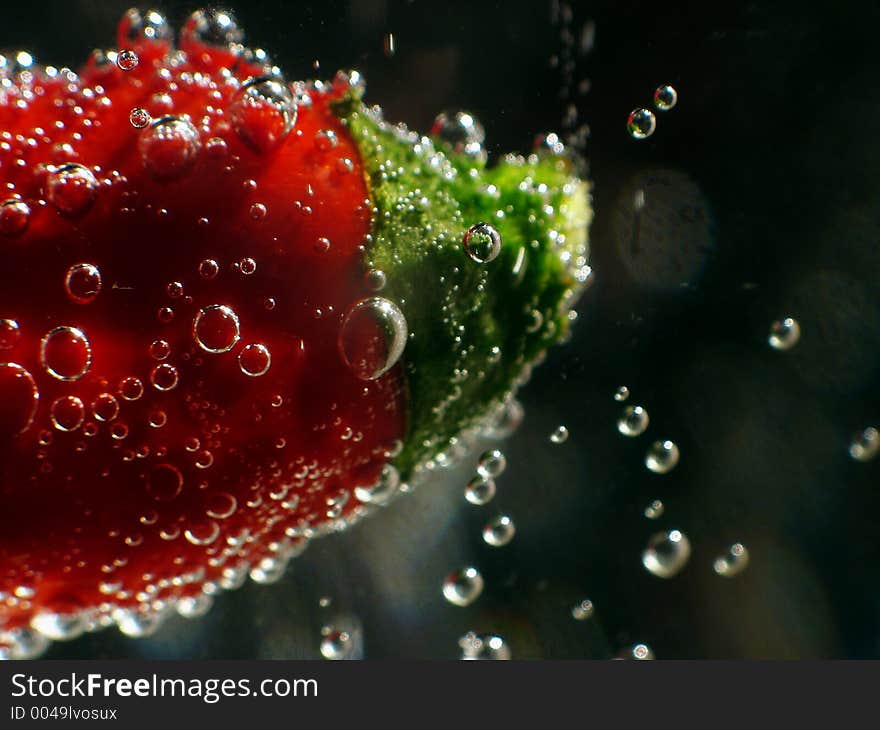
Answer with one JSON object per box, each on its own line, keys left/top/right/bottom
{"left": 0, "top": 319, "right": 21, "bottom": 349}
{"left": 849, "top": 427, "right": 878, "bottom": 462}
{"left": 550, "top": 425, "right": 569, "bottom": 444}
{"left": 0, "top": 363, "right": 39, "bottom": 438}
{"left": 119, "top": 376, "right": 144, "bottom": 401}
{"left": 364, "top": 269, "right": 386, "bottom": 291}
{"left": 645, "top": 440, "right": 680, "bottom": 474}
{"left": 463, "top": 222, "right": 502, "bottom": 264}
{"left": 64, "top": 263, "right": 102, "bottom": 304}
{"left": 713, "top": 542, "right": 750, "bottom": 578}
{"left": 477, "top": 449, "right": 507, "bottom": 479}
{"left": 185, "top": 519, "right": 219, "bottom": 546}
{"left": 614, "top": 385, "right": 630, "bottom": 402}
{"left": 354, "top": 464, "right": 400, "bottom": 505}
{"left": 139, "top": 116, "right": 201, "bottom": 181}
{"left": 150, "top": 339, "right": 171, "bottom": 360}
{"left": 642, "top": 529, "right": 691, "bottom": 578}
{"left": 47, "top": 164, "right": 98, "bottom": 216}
{"left": 617, "top": 405, "right": 649, "bottom": 436}
{"left": 194, "top": 304, "right": 241, "bottom": 353}
{"left": 206, "top": 492, "right": 238, "bottom": 519}
{"left": 199, "top": 259, "right": 220, "bottom": 279}
{"left": 465, "top": 476, "right": 496, "bottom": 505}
{"left": 626, "top": 108, "right": 656, "bottom": 140}
{"left": 653, "top": 84, "right": 678, "bottom": 111}
{"left": 0, "top": 198, "right": 30, "bottom": 236}
{"left": 571, "top": 599, "right": 594, "bottom": 621}
{"left": 194, "top": 450, "right": 214, "bottom": 469}
{"left": 110, "top": 422, "right": 129, "bottom": 440}
{"left": 40, "top": 326, "right": 91, "bottom": 381}
{"left": 238, "top": 343, "right": 271, "bottom": 376}
{"left": 129, "top": 107, "right": 150, "bottom": 128}
{"left": 483, "top": 399, "right": 524, "bottom": 439}
{"left": 51, "top": 396, "right": 85, "bottom": 432}
{"left": 442, "top": 566, "right": 484, "bottom": 607}
{"left": 482, "top": 515, "right": 515, "bottom": 547}
{"left": 314, "top": 129, "right": 338, "bottom": 152}
{"left": 644, "top": 499, "right": 665, "bottom": 519}
{"left": 91, "top": 393, "right": 118, "bottom": 422}
{"left": 230, "top": 76, "right": 297, "bottom": 152}
{"left": 768, "top": 317, "right": 800, "bottom": 351}
{"left": 338, "top": 297, "right": 408, "bottom": 380}
{"left": 620, "top": 643, "right": 655, "bottom": 660}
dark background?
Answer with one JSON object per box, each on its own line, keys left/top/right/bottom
{"left": 3, "top": 0, "right": 879, "bottom": 658}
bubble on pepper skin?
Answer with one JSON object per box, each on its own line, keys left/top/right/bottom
{"left": 46, "top": 164, "right": 98, "bottom": 216}
{"left": 338, "top": 297, "right": 407, "bottom": 380}
{"left": 139, "top": 116, "right": 201, "bottom": 181}
{"left": 230, "top": 75, "right": 297, "bottom": 152}
{"left": 0, "top": 363, "right": 39, "bottom": 438}
{"left": 193, "top": 304, "right": 241, "bottom": 354}
{"left": 40, "top": 326, "right": 91, "bottom": 382}
{"left": 64, "top": 263, "right": 102, "bottom": 304}
{"left": 0, "top": 199, "right": 30, "bottom": 236}
{"left": 0, "top": 319, "right": 21, "bottom": 349}
{"left": 238, "top": 343, "right": 271, "bottom": 377}
{"left": 463, "top": 222, "right": 502, "bottom": 264}
{"left": 115, "top": 49, "right": 139, "bottom": 71}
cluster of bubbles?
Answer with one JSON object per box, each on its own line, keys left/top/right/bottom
{"left": 571, "top": 598, "right": 594, "bottom": 621}
{"left": 318, "top": 614, "right": 364, "bottom": 661}
{"left": 713, "top": 543, "right": 750, "bottom": 578}
{"left": 627, "top": 84, "right": 678, "bottom": 140}
{"left": 643, "top": 499, "right": 665, "bottom": 520}
{"left": 849, "top": 427, "right": 878, "bottom": 462}
{"left": 458, "top": 631, "right": 511, "bottom": 660}
{"left": 614, "top": 390, "right": 680, "bottom": 475}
